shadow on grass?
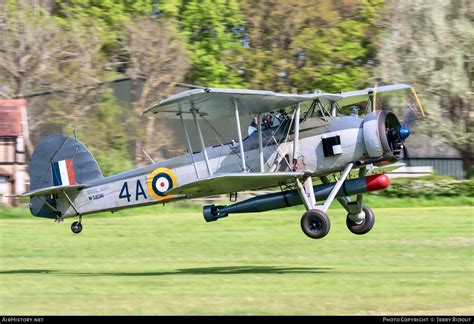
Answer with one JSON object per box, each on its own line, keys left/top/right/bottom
{"left": 0, "top": 266, "right": 330, "bottom": 276}
{"left": 0, "top": 269, "right": 57, "bottom": 274}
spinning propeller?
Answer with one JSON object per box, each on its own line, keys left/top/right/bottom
{"left": 371, "top": 83, "right": 425, "bottom": 166}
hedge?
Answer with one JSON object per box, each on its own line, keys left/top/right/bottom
{"left": 373, "top": 178, "right": 474, "bottom": 198}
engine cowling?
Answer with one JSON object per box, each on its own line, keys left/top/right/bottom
{"left": 362, "top": 110, "right": 404, "bottom": 163}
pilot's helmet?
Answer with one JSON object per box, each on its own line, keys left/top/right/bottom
{"left": 263, "top": 114, "right": 273, "bottom": 125}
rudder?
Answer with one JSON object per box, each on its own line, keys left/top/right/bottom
{"left": 29, "top": 134, "right": 103, "bottom": 218}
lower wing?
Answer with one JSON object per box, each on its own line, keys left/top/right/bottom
{"left": 166, "top": 172, "right": 307, "bottom": 198}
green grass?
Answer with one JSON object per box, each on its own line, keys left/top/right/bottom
{"left": 2, "top": 195, "right": 472, "bottom": 220}
{"left": 0, "top": 204, "right": 473, "bottom": 315}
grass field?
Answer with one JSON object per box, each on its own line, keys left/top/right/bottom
{"left": 0, "top": 203, "right": 472, "bottom": 315}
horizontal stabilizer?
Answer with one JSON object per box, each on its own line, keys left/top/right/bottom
{"left": 19, "top": 184, "right": 83, "bottom": 198}
{"left": 166, "top": 172, "right": 307, "bottom": 198}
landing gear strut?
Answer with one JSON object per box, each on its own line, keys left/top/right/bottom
{"left": 71, "top": 216, "right": 83, "bottom": 234}
{"left": 296, "top": 163, "right": 354, "bottom": 239}
{"left": 331, "top": 166, "right": 375, "bottom": 236}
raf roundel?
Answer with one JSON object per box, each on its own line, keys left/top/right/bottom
{"left": 147, "top": 168, "right": 178, "bottom": 201}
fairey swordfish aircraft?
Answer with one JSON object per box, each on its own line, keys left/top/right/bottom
{"left": 21, "top": 83, "right": 425, "bottom": 239}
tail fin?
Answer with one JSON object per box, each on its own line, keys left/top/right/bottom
{"left": 29, "top": 134, "right": 103, "bottom": 218}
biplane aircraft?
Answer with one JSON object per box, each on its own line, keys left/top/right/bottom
{"left": 22, "top": 83, "right": 424, "bottom": 239}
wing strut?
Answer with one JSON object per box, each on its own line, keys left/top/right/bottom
{"left": 179, "top": 109, "right": 200, "bottom": 178}
{"left": 234, "top": 99, "right": 247, "bottom": 172}
{"left": 372, "top": 82, "right": 378, "bottom": 112}
{"left": 331, "top": 102, "right": 337, "bottom": 117}
{"left": 292, "top": 103, "right": 301, "bottom": 171}
{"left": 410, "top": 87, "right": 426, "bottom": 117}
{"left": 257, "top": 113, "right": 264, "bottom": 172}
{"left": 191, "top": 106, "right": 213, "bottom": 176}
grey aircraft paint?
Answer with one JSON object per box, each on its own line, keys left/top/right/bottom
{"left": 29, "top": 111, "right": 396, "bottom": 218}
{"left": 25, "top": 84, "right": 415, "bottom": 239}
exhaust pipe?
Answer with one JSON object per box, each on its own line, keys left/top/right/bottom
{"left": 203, "top": 173, "right": 390, "bottom": 222}
{"left": 355, "top": 155, "right": 387, "bottom": 167}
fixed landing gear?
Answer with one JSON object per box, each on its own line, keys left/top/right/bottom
{"left": 297, "top": 163, "right": 377, "bottom": 239}
{"left": 300, "top": 209, "right": 331, "bottom": 239}
{"left": 71, "top": 216, "right": 83, "bottom": 234}
{"left": 346, "top": 206, "right": 375, "bottom": 235}
{"left": 296, "top": 163, "right": 354, "bottom": 240}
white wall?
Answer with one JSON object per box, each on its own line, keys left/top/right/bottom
{"left": 0, "top": 177, "right": 7, "bottom": 205}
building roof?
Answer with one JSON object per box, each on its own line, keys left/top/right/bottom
{"left": 405, "top": 134, "right": 461, "bottom": 158}
{"left": 0, "top": 99, "right": 27, "bottom": 137}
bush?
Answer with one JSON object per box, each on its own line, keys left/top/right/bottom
{"left": 374, "top": 178, "right": 474, "bottom": 198}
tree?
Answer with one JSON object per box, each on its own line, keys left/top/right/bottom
{"left": 178, "top": 0, "right": 244, "bottom": 87}
{"left": 121, "top": 17, "right": 190, "bottom": 164}
{"left": 0, "top": 1, "right": 98, "bottom": 149}
{"left": 52, "top": 0, "right": 154, "bottom": 53}
{"left": 0, "top": 1, "right": 134, "bottom": 175}
{"left": 79, "top": 89, "right": 134, "bottom": 175}
{"left": 376, "top": 0, "right": 473, "bottom": 177}
{"left": 0, "top": 1, "right": 94, "bottom": 97}
{"left": 239, "top": 0, "right": 383, "bottom": 93}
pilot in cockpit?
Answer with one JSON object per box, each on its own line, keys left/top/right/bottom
{"left": 248, "top": 112, "right": 287, "bottom": 136}
{"left": 262, "top": 114, "right": 273, "bottom": 129}
{"left": 248, "top": 115, "right": 272, "bottom": 137}
{"left": 248, "top": 117, "right": 258, "bottom": 136}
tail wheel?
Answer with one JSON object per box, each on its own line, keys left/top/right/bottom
{"left": 346, "top": 206, "right": 375, "bottom": 235}
{"left": 300, "top": 209, "right": 331, "bottom": 239}
{"left": 71, "top": 221, "right": 83, "bottom": 234}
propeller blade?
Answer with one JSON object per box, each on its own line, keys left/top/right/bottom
{"left": 402, "top": 140, "right": 411, "bottom": 167}
{"left": 402, "top": 103, "right": 418, "bottom": 129}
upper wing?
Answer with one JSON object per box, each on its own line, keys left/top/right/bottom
{"left": 165, "top": 172, "right": 306, "bottom": 198}
{"left": 144, "top": 88, "right": 340, "bottom": 119}
{"left": 144, "top": 84, "right": 411, "bottom": 119}
{"left": 336, "top": 84, "right": 412, "bottom": 107}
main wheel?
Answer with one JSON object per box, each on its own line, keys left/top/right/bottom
{"left": 346, "top": 206, "right": 375, "bottom": 235}
{"left": 300, "top": 209, "right": 331, "bottom": 239}
{"left": 71, "top": 221, "right": 82, "bottom": 234}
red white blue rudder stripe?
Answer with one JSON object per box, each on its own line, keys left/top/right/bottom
{"left": 52, "top": 159, "right": 76, "bottom": 186}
